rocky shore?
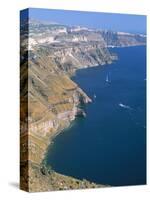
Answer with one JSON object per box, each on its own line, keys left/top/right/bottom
{"left": 20, "top": 49, "right": 108, "bottom": 191}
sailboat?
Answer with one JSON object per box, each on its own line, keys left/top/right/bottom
{"left": 106, "top": 73, "right": 111, "bottom": 83}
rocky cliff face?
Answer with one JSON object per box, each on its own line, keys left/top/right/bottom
{"left": 100, "top": 30, "right": 146, "bottom": 47}
{"left": 20, "top": 19, "right": 146, "bottom": 192}
{"left": 20, "top": 53, "right": 97, "bottom": 191}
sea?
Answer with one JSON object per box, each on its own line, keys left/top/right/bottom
{"left": 46, "top": 46, "right": 146, "bottom": 186}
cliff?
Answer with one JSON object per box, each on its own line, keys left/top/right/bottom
{"left": 20, "top": 19, "right": 146, "bottom": 192}
{"left": 20, "top": 46, "right": 112, "bottom": 191}
{"left": 100, "top": 30, "right": 146, "bottom": 47}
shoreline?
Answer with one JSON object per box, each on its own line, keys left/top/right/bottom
{"left": 41, "top": 44, "right": 146, "bottom": 184}
{"left": 22, "top": 45, "right": 146, "bottom": 192}
{"left": 107, "top": 44, "right": 146, "bottom": 48}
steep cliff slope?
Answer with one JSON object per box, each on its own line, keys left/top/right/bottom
{"left": 20, "top": 19, "right": 146, "bottom": 192}
{"left": 100, "top": 30, "right": 146, "bottom": 47}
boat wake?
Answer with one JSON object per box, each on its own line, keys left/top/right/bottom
{"left": 118, "top": 103, "right": 132, "bottom": 110}
{"left": 118, "top": 104, "right": 145, "bottom": 128}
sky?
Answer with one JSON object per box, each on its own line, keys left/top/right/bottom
{"left": 23, "top": 8, "right": 146, "bottom": 34}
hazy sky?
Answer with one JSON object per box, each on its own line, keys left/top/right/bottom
{"left": 26, "top": 8, "right": 146, "bottom": 34}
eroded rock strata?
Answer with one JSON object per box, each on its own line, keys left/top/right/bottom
{"left": 20, "top": 19, "right": 146, "bottom": 192}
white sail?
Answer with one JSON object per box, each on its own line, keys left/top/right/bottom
{"left": 106, "top": 75, "right": 109, "bottom": 82}
{"left": 106, "top": 73, "right": 111, "bottom": 83}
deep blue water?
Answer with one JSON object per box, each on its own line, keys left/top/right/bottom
{"left": 46, "top": 46, "right": 146, "bottom": 186}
